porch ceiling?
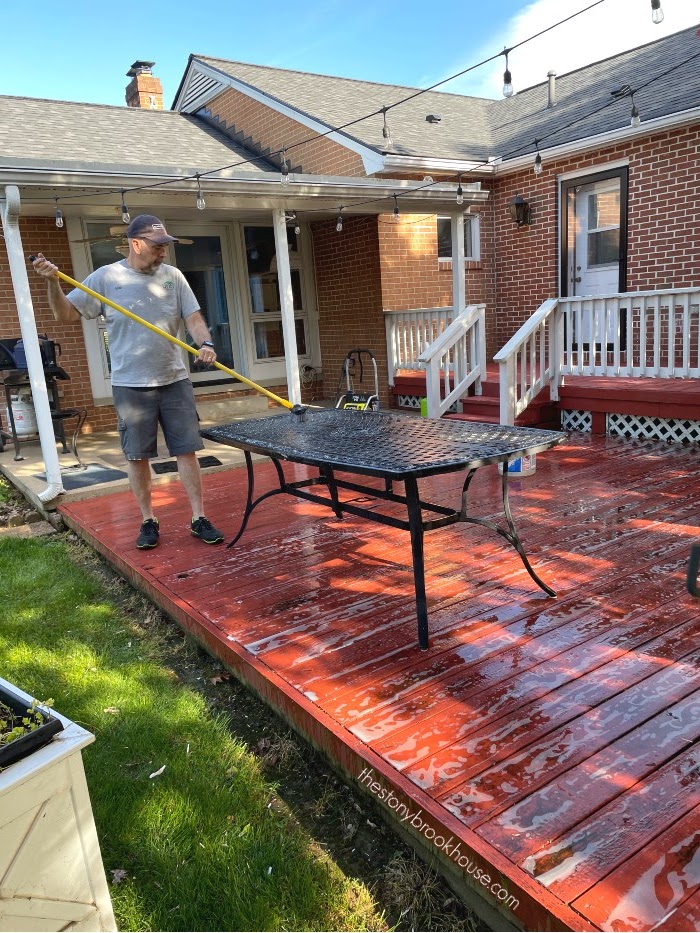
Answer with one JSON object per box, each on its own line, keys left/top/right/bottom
{"left": 8, "top": 176, "right": 488, "bottom": 222}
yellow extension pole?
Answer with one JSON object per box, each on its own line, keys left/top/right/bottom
{"left": 46, "top": 266, "right": 295, "bottom": 411}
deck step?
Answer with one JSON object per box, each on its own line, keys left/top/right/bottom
{"left": 393, "top": 370, "right": 700, "bottom": 431}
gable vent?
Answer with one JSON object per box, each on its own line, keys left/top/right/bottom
{"left": 182, "top": 73, "right": 221, "bottom": 111}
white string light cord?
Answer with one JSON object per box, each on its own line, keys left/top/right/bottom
{"left": 31, "top": 0, "right": 610, "bottom": 213}
{"left": 309, "top": 40, "right": 700, "bottom": 225}
{"left": 29, "top": 0, "right": 690, "bottom": 223}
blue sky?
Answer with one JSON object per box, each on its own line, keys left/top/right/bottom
{"left": 0, "top": 0, "right": 696, "bottom": 107}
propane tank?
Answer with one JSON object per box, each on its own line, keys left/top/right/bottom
{"left": 6, "top": 388, "right": 37, "bottom": 436}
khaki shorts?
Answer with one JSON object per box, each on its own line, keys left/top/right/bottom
{"left": 113, "top": 380, "right": 204, "bottom": 461}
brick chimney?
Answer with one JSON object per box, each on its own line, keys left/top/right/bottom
{"left": 125, "top": 61, "right": 163, "bottom": 110}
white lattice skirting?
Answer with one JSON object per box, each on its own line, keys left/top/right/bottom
{"left": 561, "top": 410, "right": 593, "bottom": 432}
{"left": 608, "top": 413, "right": 700, "bottom": 443}
{"left": 396, "top": 394, "right": 459, "bottom": 413}
{"left": 561, "top": 409, "right": 700, "bottom": 443}
{"left": 397, "top": 394, "right": 422, "bottom": 409}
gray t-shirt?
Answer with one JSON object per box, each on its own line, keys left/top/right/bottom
{"left": 68, "top": 260, "right": 200, "bottom": 387}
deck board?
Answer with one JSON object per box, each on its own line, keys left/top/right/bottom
{"left": 59, "top": 432, "right": 700, "bottom": 932}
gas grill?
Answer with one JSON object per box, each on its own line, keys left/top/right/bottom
{"left": 202, "top": 409, "right": 566, "bottom": 650}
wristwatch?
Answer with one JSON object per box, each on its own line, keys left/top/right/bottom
{"left": 200, "top": 341, "right": 215, "bottom": 349}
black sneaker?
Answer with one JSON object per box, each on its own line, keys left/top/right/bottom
{"left": 136, "top": 518, "right": 159, "bottom": 549}
{"left": 191, "top": 517, "right": 224, "bottom": 544}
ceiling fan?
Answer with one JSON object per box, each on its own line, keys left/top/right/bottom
{"left": 70, "top": 225, "right": 194, "bottom": 254}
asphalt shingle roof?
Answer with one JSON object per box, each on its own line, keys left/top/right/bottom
{"left": 196, "top": 56, "right": 496, "bottom": 161}
{"left": 196, "top": 25, "right": 700, "bottom": 163}
{"left": 490, "top": 23, "right": 700, "bottom": 158}
{"left": 0, "top": 96, "right": 276, "bottom": 176}
{"left": 1, "top": 26, "right": 697, "bottom": 178}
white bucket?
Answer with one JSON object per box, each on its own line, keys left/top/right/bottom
{"left": 6, "top": 389, "right": 37, "bottom": 436}
{"left": 507, "top": 453, "right": 536, "bottom": 477}
{"left": 499, "top": 454, "right": 537, "bottom": 477}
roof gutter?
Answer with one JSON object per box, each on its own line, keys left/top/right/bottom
{"left": 379, "top": 154, "right": 497, "bottom": 175}
{"left": 493, "top": 105, "right": 700, "bottom": 174}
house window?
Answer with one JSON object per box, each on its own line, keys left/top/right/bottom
{"left": 586, "top": 189, "right": 620, "bottom": 266}
{"left": 437, "top": 214, "right": 480, "bottom": 262}
{"left": 243, "top": 225, "right": 309, "bottom": 362}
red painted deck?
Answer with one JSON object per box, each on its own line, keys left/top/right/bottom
{"left": 59, "top": 432, "right": 700, "bottom": 932}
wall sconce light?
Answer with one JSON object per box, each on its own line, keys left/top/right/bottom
{"left": 509, "top": 194, "right": 532, "bottom": 227}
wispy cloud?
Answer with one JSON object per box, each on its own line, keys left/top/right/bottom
{"left": 435, "top": 0, "right": 698, "bottom": 99}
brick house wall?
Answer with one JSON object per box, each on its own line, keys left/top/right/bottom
{"left": 311, "top": 215, "right": 387, "bottom": 403}
{"left": 376, "top": 199, "right": 496, "bottom": 352}
{"left": 489, "top": 123, "right": 700, "bottom": 352}
{"left": 206, "top": 88, "right": 366, "bottom": 177}
{"left": 310, "top": 208, "right": 494, "bottom": 407}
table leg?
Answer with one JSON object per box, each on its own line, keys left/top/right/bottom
{"left": 499, "top": 468, "right": 556, "bottom": 596}
{"left": 405, "top": 475, "right": 429, "bottom": 651}
{"left": 226, "top": 451, "right": 256, "bottom": 549}
{"left": 321, "top": 465, "right": 343, "bottom": 519}
{"left": 455, "top": 466, "right": 555, "bottom": 597}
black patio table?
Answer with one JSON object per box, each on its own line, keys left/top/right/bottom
{"left": 201, "top": 409, "right": 566, "bottom": 650}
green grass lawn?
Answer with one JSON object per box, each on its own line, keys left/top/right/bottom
{"left": 0, "top": 530, "right": 387, "bottom": 932}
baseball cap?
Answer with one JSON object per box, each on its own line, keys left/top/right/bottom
{"left": 125, "top": 214, "right": 179, "bottom": 244}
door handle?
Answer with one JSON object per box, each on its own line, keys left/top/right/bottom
{"left": 574, "top": 276, "right": 582, "bottom": 283}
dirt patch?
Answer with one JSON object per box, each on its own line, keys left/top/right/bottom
{"left": 63, "top": 531, "right": 486, "bottom": 932}
{"left": 0, "top": 492, "right": 40, "bottom": 528}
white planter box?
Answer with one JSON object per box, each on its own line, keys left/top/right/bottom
{"left": 0, "top": 677, "right": 116, "bottom": 932}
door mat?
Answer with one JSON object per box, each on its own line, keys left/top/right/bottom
{"left": 151, "top": 455, "right": 223, "bottom": 475}
{"left": 34, "top": 463, "right": 128, "bottom": 490}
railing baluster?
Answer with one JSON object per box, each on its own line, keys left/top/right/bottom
{"left": 640, "top": 298, "right": 648, "bottom": 376}
{"left": 667, "top": 294, "right": 675, "bottom": 377}
{"left": 681, "top": 293, "right": 690, "bottom": 375}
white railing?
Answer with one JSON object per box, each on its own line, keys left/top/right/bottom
{"left": 418, "top": 304, "right": 486, "bottom": 419}
{"left": 494, "top": 299, "right": 559, "bottom": 427}
{"left": 495, "top": 288, "right": 700, "bottom": 425}
{"left": 384, "top": 307, "right": 455, "bottom": 385}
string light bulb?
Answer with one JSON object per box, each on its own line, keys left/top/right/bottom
{"left": 54, "top": 199, "right": 64, "bottom": 229}
{"left": 280, "top": 150, "right": 290, "bottom": 185}
{"left": 120, "top": 190, "right": 130, "bottom": 224}
{"left": 533, "top": 142, "right": 543, "bottom": 175}
{"left": 381, "top": 107, "right": 393, "bottom": 149}
{"left": 456, "top": 174, "right": 464, "bottom": 206}
{"left": 195, "top": 174, "right": 206, "bottom": 210}
{"left": 336, "top": 209, "right": 344, "bottom": 233}
{"left": 630, "top": 98, "right": 641, "bottom": 127}
{"left": 502, "top": 49, "right": 513, "bottom": 98}
{"left": 287, "top": 212, "right": 301, "bottom": 236}
{"left": 651, "top": 0, "right": 664, "bottom": 23}
{"left": 393, "top": 195, "right": 400, "bottom": 223}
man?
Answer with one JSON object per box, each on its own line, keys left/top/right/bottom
{"left": 33, "top": 214, "right": 224, "bottom": 550}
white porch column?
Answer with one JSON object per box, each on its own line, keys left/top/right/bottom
{"left": 272, "top": 208, "right": 301, "bottom": 405}
{"left": 451, "top": 210, "right": 466, "bottom": 316}
{"left": 1, "top": 186, "right": 64, "bottom": 501}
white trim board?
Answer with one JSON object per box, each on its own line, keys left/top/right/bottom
{"left": 175, "top": 60, "right": 386, "bottom": 176}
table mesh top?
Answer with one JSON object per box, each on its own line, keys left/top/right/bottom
{"left": 202, "top": 410, "right": 565, "bottom": 477}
